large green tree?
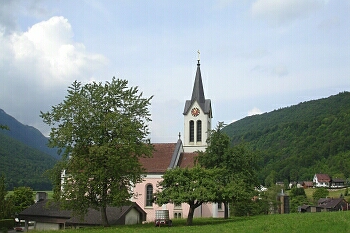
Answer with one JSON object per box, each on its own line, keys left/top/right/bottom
{"left": 197, "top": 122, "right": 259, "bottom": 218}
{"left": 155, "top": 166, "right": 223, "bottom": 226}
{"left": 41, "top": 78, "right": 153, "bottom": 226}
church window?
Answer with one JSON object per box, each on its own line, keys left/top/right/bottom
{"left": 146, "top": 184, "right": 153, "bottom": 207}
{"left": 189, "top": 120, "right": 194, "bottom": 142}
{"left": 197, "top": 120, "right": 202, "bottom": 142}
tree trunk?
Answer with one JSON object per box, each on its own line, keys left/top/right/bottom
{"left": 224, "top": 201, "right": 229, "bottom": 219}
{"left": 100, "top": 206, "right": 110, "bottom": 227}
{"left": 187, "top": 206, "right": 195, "bottom": 226}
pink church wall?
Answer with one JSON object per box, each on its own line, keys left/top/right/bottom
{"left": 132, "top": 175, "right": 225, "bottom": 222}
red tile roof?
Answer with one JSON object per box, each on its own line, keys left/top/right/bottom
{"left": 315, "top": 174, "right": 331, "bottom": 182}
{"left": 178, "top": 152, "right": 198, "bottom": 168}
{"left": 139, "top": 143, "right": 176, "bottom": 173}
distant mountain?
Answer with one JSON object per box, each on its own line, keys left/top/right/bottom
{"left": 0, "top": 132, "right": 56, "bottom": 190}
{"left": 223, "top": 91, "right": 350, "bottom": 184}
{"left": 0, "top": 108, "right": 59, "bottom": 159}
{"left": 0, "top": 108, "right": 59, "bottom": 190}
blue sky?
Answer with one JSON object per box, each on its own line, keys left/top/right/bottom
{"left": 1, "top": 0, "right": 349, "bottom": 142}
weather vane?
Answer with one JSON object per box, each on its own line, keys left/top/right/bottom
{"left": 197, "top": 50, "right": 200, "bottom": 62}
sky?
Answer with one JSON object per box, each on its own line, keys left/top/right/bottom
{"left": 1, "top": 0, "right": 350, "bottom": 143}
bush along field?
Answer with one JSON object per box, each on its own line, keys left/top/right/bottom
{"left": 33, "top": 211, "right": 350, "bottom": 233}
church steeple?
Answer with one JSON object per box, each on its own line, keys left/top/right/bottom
{"left": 191, "top": 60, "right": 206, "bottom": 105}
{"left": 183, "top": 59, "right": 212, "bottom": 117}
{"left": 182, "top": 55, "right": 213, "bottom": 153}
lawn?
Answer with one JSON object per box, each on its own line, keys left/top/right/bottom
{"left": 37, "top": 211, "right": 350, "bottom": 233}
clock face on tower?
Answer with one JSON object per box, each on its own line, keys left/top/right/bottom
{"left": 191, "top": 107, "right": 200, "bottom": 117}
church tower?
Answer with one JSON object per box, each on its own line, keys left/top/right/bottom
{"left": 183, "top": 58, "right": 212, "bottom": 153}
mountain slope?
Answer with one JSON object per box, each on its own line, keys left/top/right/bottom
{"left": 0, "top": 132, "right": 56, "bottom": 190}
{"left": 223, "top": 91, "right": 350, "bottom": 184}
{"left": 0, "top": 108, "right": 59, "bottom": 159}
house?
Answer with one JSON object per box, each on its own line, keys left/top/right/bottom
{"left": 18, "top": 199, "right": 146, "bottom": 231}
{"left": 302, "top": 181, "right": 314, "bottom": 189}
{"left": 132, "top": 58, "right": 224, "bottom": 222}
{"left": 313, "top": 174, "right": 331, "bottom": 187}
{"left": 330, "top": 178, "right": 346, "bottom": 188}
{"left": 299, "top": 205, "right": 323, "bottom": 213}
{"left": 317, "top": 198, "right": 349, "bottom": 211}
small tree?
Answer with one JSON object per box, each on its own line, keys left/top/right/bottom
{"left": 7, "top": 187, "right": 34, "bottom": 215}
{"left": 155, "top": 166, "right": 223, "bottom": 226}
{"left": 289, "top": 187, "right": 309, "bottom": 213}
{"left": 41, "top": 78, "right": 153, "bottom": 226}
{"left": 0, "top": 125, "right": 9, "bottom": 130}
{"left": 312, "top": 188, "right": 329, "bottom": 204}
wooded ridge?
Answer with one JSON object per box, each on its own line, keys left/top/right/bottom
{"left": 223, "top": 91, "right": 350, "bottom": 185}
{"left": 0, "top": 108, "right": 57, "bottom": 190}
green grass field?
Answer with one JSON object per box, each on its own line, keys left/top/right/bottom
{"left": 35, "top": 211, "right": 350, "bottom": 233}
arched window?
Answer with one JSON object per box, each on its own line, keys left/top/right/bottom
{"left": 189, "top": 120, "right": 194, "bottom": 142}
{"left": 146, "top": 184, "right": 153, "bottom": 207}
{"left": 197, "top": 120, "right": 202, "bottom": 142}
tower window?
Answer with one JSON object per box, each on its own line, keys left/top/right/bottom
{"left": 146, "top": 184, "right": 153, "bottom": 207}
{"left": 189, "top": 120, "right": 194, "bottom": 142}
{"left": 197, "top": 120, "right": 202, "bottom": 142}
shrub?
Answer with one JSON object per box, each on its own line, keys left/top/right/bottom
{"left": 0, "top": 219, "right": 14, "bottom": 230}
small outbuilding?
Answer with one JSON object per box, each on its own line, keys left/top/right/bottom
{"left": 19, "top": 199, "right": 146, "bottom": 231}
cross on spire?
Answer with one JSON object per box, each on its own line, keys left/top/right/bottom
{"left": 197, "top": 50, "right": 200, "bottom": 64}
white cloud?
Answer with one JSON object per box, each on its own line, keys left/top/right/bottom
{"left": 0, "top": 16, "right": 108, "bottom": 134}
{"left": 9, "top": 16, "right": 108, "bottom": 88}
{"left": 251, "top": 0, "right": 327, "bottom": 26}
{"left": 248, "top": 107, "right": 263, "bottom": 116}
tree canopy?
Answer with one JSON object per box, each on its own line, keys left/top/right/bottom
{"left": 197, "top": 122, "right": 259, "bottom": 218}
{"left": 155, "top": 166, "right": 223, "bottom": 226}
{"left": 41, "top": 78, "right": 153, "bottom": 226}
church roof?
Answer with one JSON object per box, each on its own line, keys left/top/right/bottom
{"left": 139, "top": 143, "right": 177, "bottom": 173}
{"left": 139, "top": 140, "right": 197, "bottom": 174}
{"left": 178, "top": 152, "right": 198, "bottom": 168}
{"left": 183, "top": 60, "right": 212, "bottom": 117}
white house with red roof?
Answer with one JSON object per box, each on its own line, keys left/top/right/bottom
{"left": 132, "top": 58, "right": 224, "bottom": 222}
{"left": 313, "top": 174, "right": 331, "bottom": 187}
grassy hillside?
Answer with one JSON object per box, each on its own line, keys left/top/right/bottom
{"left": 34, "top": 211, "right": 350, "bottom": 233}
{"left": 223, "top": 92, "right": 350, "bottom": 184}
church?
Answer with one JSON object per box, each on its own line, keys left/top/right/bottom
{"left": 132, "top": 58, "right": 224, "bottom": 221}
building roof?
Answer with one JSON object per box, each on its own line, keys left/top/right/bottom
{"left": 317, "top": 198, "right": 346, "bottom": 209}
{"left": 139, "top": 143, "right": 177, "bottom": 173}
{"left": 19, "top": 199, "right": 146, "bottom": 226}
{"left": 183, "top": 61, "right": 212, "bottom": 117}
{"left": 302, "top": 181, "right": 314, "bottom": 187}
{"left": 178, "top": 152, "right": 197, "bottom": 168}
{"left": 139, "top": 140, "right": 198, "bottom": 174}
{"left": 315, "top": 174, "right": 331, "bottom": 182}
{"left": 19, "top": 199, "right": 71, "bottom": 219}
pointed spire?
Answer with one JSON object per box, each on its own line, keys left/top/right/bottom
{"left": 191, "top": 58, "right": 205, "bottom": 104}
{"left": 183, "top": 53, "right": 212, "bottom": 117}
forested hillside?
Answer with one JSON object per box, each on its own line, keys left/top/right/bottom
{"left": 0, "top": 108, "right": 59, "bottom": 159}
{"left": 0, "top": 133, "right": 56, "bottom": 190}
{"left": 223, "top": 92, "right": 350, "bottom": 185}
{"left": 0, "top": 108, "right": 58, "bottom": 190}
